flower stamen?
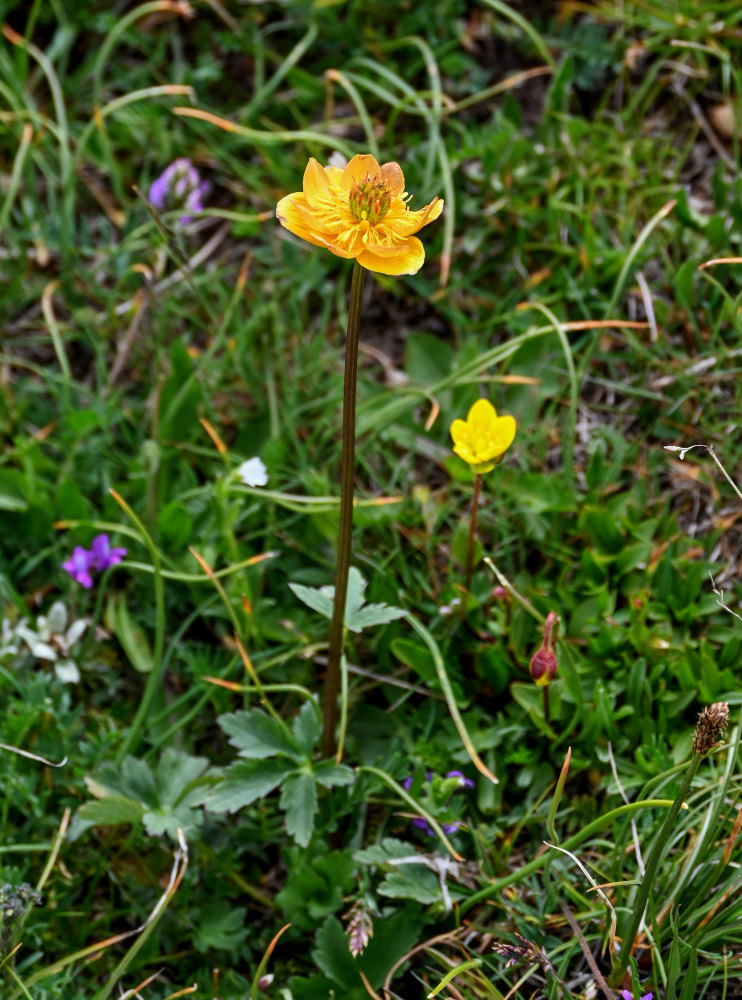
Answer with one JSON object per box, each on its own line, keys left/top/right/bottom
{"left": 348, "top": 173, "right": 391, "bottom": 224}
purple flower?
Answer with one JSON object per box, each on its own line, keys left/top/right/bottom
{"left": 62, "top": 534, "right": 127, "bottom": 588}
{"left": 403, "top": 769, "right": 474, "bottom": 837}
{"left": 91, "top": 534, "right": 127, "bottom": 571}
{"left": 621, "top": 992, "right": 652, "bottom": 1000}
{"left": 148, "top": 158, "right": 210, "bottom": 224}
{"left": 62, "top": 547, "right": 95, "bottom": 589}
{"left": 447, "top": 770, "right": 475, "bottom": 789}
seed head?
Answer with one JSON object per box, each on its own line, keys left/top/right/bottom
{"left": 692, "top": 702, "right": 729, "bottom": 756}
{"left": 344, "top": 899, "right": 373, "bottom": 957}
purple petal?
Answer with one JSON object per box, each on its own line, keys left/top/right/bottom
{"left": 62, "top": 548, "right": 95, "bottom": 589}
{"left": 148, "top": 177, "right": 167, "bottom": 209}
{"left": 442, "top": 822, "right": 461, "bottom": 834}
{"left": 402, "top": 776, "right": 413, "bottom": 790}
{"left": 447, "top": 770, "right": 475, "bottom": 789}
{"left": 91, "top": 534, "right": 111, "bottom": 564}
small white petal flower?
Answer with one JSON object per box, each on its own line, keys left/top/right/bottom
{"left": 46, "top": 601, "right": 68, "bottom": 635}
{"left": 237, "top": 457, "right": 268, "bottom": 488}
{"left": 65, "top": 619, "right": 87, "bottom": 646}
{"left": 55, "top": 660, "right": 81, "bottom": 684}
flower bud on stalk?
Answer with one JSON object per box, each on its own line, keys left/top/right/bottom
{"left": 530, "top": 611, "right": 559, "bottom": 686}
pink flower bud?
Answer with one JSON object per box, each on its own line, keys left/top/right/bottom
{"left": 529, "top": 611, "right": 559, "bottom": 687}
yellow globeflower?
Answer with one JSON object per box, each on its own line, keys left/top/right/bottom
{"left": 450, "top": 399, "right": 516, "bottom": 473}
{"left": 276, "top": 153, "right": 443, "bottom": 276}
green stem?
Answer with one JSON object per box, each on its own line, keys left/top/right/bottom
{"left": 322, "top": 260, "right": 367, "bottom": 758}
{"left": 608, "top": 753, "right": 702, "bottom": 986}
{"left": 465, "top": 472, "right": 482, "bottom": 591}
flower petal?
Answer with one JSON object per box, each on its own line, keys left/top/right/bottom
{"left": 356, "top": 236, "right": 425, "bottom": 275}
{"left": 385, "top": 197, "right": 444, "bottom": 236}
{"left": 276, "top": 193, "right": 337, "bottom": 248}
{"left": 380, "top": 161, "right": 405, "bottom": 196}
{"left": 302, "top": 157, "right": 332, "bottom": 204}
{"left": 490, "top": 415, "right": 517, "bottom": 455}
{"left": 467, "top": 398, "right": 498, "bottom": 431}
{"left": 341, "top": 153, "right": 381, "bottom": 193}
{"left": 449, "top": 419, "right": 470, "bottom": 447}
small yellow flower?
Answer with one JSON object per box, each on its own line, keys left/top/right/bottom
{"left": 450, "top": 399, "right": 516, "bottom": 473}
{"left": 276, "top": 153, "right": 443, "bottom": 275}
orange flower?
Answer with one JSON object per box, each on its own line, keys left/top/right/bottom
{"left": 276, "top": 154, "right": 443, "bottom": 275}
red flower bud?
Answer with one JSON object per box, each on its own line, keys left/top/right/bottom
{"left": 530, "top": 611, "right": 559, "bottom": 687}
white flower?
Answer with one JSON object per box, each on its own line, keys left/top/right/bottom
{"left": 237, "top": 457, "right": 268, "bottom": 487}
{"left": 15, "top": 601, "right": 87, "bottom": 684}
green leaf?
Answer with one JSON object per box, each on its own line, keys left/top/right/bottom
{"left": 347, "top": 600, "right": 406, "bottom": 633}
{"left": 290, "top": 568, "right": 405, "bottom": 634}
{"left": 207, "top": 758, "right": 295, "bottom": 814}
{"left": 354, "top": 838, "right": 417, "bottom": 865}
{"left": 579, "top": 506, "right": 625, "bottom": 555}
{"left": 313, "top": 761, "right": 355, "bottom": 789}
{"left": 87, "top": 757, "right": 159, "bottom": 808}
{"left": 105, "top": 592, "right": 152, "bottom": 674}
{"left": 275, "top": 845, "right": 356, "bottom": 932}
{"left": 142, "top": 805, "right": 201, "bottom": 838}
{"left": 193, "top": 904, "right": 248, "bottom": 955}
{"left": 391, "top": 638, "right": 436, "bottom": 683}
{"left": 292, "top": 700, "right": 321, "bottom": 756}
{"left": 378, "top": 867, "right": 443, "bottom": 904}
{"left": 289, "top": 581, "right": 334, "bottom": 619}
{"left": 68, "top": 797, "right": 145, "bottom": 840}
{"left": 311, "top": 916, "right": 359, "bottom": 989}
{"left": 218, "top": 708, "right": 299, "bottom": 760}
{"left": 280, "top": 770, "right": 318, "bottom": 847}
{"left": 405, "top": 332, "right": 454, "bottom": 386}
{"left": 155, "top": 748, "right": 210, "bottom": 810}
{"left": 157, "top": 501, "right": 193, "bottom": 551}
{"left": 0, "top": 470, "right": 28, "bottom": 512}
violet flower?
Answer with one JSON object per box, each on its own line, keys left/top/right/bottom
{"left": 62, "top": 547, "right": 95, "bottom": 589}
{"left": 62, "top": 534, "right": 127, "bottom": 588}
{"left": 621, "top": 992, "right": 652, "bottom": 1000}
{"left": 403, "top": 770, "right": 474, "bottom": 837}
{"left": 91, "top": 534, "right": 127, "bottom": 571}
{"left": 148, "top": 158, "right": 210, "bottom": 224}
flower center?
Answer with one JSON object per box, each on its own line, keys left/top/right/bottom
{"left": 348, "top": 175, "right": 391, "bottom": 224}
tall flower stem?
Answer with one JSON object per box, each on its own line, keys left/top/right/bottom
{"left": 465, "top": 473, "right": 482, "bottom": 592}
{"left": 608, "top": 752, "right": 702, "bottom": 986}
{"left": 322, "top": 259, "right": 367, "bottom": 759}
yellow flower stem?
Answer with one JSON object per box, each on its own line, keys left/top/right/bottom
{"left": 465, "top": 472, "right": 482, "bottom": 592}
{"left": 322, "top": 259, "right": 367, "bottom": 759}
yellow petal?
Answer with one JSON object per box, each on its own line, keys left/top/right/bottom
{"left": 449, "top": 418, "right": 470, "bottom": 447}
{"left": 467, "top": 398, "right": 498, "bottom": 431}
{"left": 385, "top": 197, "right": 444, "bottom": 237}
{"left": 356, "top": 236, "right": 425, "bottom": 275}
{"left": 380, "top": 161, "right": 405, "bottom": 197}
{"left": 341, "top": 153, "right": 381, "bottom": 193}
{"left": 302, "top": 157, "right": 331, "bottom": 203}
{"left": 489, "top": 415, "right": 516, "bottom": 454}
{"left": 276, "top": 193, "right": 333, "bottom": 248}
